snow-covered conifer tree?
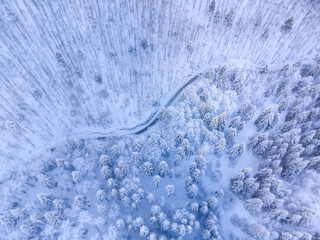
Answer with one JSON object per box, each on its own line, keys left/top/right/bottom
{"left": 143, "top": 162, "right": 154, "bottom": 176}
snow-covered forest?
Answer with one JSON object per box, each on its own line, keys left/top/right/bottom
{"left": 0, "top": 0, "right": 320, "bottom": 239}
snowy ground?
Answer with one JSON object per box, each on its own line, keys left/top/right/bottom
{"left": 1, "top": 0, "right": 320, "bottom": 239}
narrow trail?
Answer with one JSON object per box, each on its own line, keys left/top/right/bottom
{"left": 67, "top": 65, "right": 210, "bottom": 140}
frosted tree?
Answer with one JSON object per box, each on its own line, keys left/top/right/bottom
{"left": 0, "top": 215, "right": 17, "bottom": 227}
{"left": 276, "top": 78, "right": 291, "bottom": 97}
{"left": 72, "top": 171, "right": 84, "bottom": 183}
{"left": 10, "top": 208, "right": 26, "bottom": 220}
{"left": 300, "top": 130, "right": 316, "bottom": 147}
{"left": 229, "top": 116, "right": 244, "bottom": 130}
{"left": 229, "top": 143, "right": 245, "bottom": 159}
{"left": 281, "top": 17, "right": 293, "bottom": 32}
{"left": 133, "top": 138, "right": 142, "bottom": 151}
{"left": 107, "top": 178, "right": 117, "bottom": 188}
{"left": 116, "top": 219, "right": 126, "bottom": 229}
{"left": 97, "top": 204, "right": 108, "bottom": 215}
{"left": 200, "top": 202, "right": 209, "bottom": 215}
{"left": 195, "top": 155, "right": 206, "bottom": 169}
{"left": 247, "top": 224, "right": 270, "bottom": 239}
{"left": 217, "top": 112, "right": 227, "bottom": 131}
{"left": 278, "top": 98, "right": 289, "bottom": 113}
{"left": 281, "top": 158, "right": 309, "bottom": 177}
{"left": 114, "top": 167, "right": 126, "bottom": 180}
{"left": 74, "top": 195, "right": 90, "bottom": 209}
{"left": 209, "top": 116, "right": 219, "bottom": 131}
{"left": 37, "top": 193, "right": 54, "bottom": 206}
{"left": 30, "top": 213, "right": 45, "bottom": 224}
{"left": 53, "top": 199, "right": 68, "bottom": 211}
{"left": 297, "top": 208, "right": 315, "bottom": 227}
{"left": 186, "top": 184, "right": 198, "bottom": 198}
{"left": 158, "top": 161, "right": 169, "bottom": 177}
{"left": 96, "top": 189, "right": 107, "bottom": 201}
{"left": 255, "top": 107, "right": 278, "bottom": 131}
{"left": 200, "top": 89, "right": 209, "bottom": 102}
{"left": 143, "top": 162, "right": 154, "bottom": 176}
{"left": 217, "top": 65, "right": 227, "bottom": 89}
{"left": 245, "top": 198, "right": 263, "bottom": 213}
{"left": 202, "top": 229, "right": 211, "bottom": 239}
{"left": 232, "top": 73, "right": 244, "bottom": 93}
{"left": 174, "top": 153, "right": 183, "bottom": 166}
{"left": 101, "top": 165, "right": 113, "bottom": 179}
{"left": 166, "top": 185, "right": 175, "bottom": 197}
{"left": 37, "top": 174, "right": 56, "bottom": 189}
{"left": 190, "top": 202, "right": 199, "bottom": 211}
{"left": 20, "top": 221, "right": 41, "bottom": 235}
{"left": 215, "top": 138, "right": 226, "bottom": 154}
{"left": 239, "top": 100, "right": 256, "bottom": 121}
{"left": 55, "top": 158, "right": 74, "bottom": 171}
{"left": 225, "top": 128, "right": 237, "bottom": 145}
{"left": 230, "top": 174, "right": 244, "bottom": 194}
{"left": 270, "top": 209, "right": 289, "bottom": 221}
{"left": 139, "top": 225, "right": 149, "bottom": 237}
{"left": 111, "top": 144, "right": 121, "bottom": 157}
{"left": 44, "top": 210, "right": 64, "bottom": 225}
{"left": 207, "top": 197, "right": 218, "bottom": 209}
{"left": 153, "top": 175, "right": 162, "bottom": 188}
{"left": 286, "top": 100, "right": 304, "bottom": 121}
{"left": 132, "top": 152, "right": 141, "bottom": 165}
{"left": 308, "top": 156, "right": 320, "bottom": 172}
{"left": 100, "top": 154, "right": 113, "bottom": 167}
{"left": 209, "top": 0, "right": 215, "bottom": 12}
{"left": 249, "top": 133, "right": 270, "bottom": 156}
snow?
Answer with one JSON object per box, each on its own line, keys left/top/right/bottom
{"left": 1, "top": 0, "right": 320, "bottom": 239}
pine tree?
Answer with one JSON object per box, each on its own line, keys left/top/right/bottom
{"left": 44, "top": 210, "right": 64, "bottom": 225}
{"left": 282, "top": 158, "right": 309, "bottom": 177}
{"left": 37, "top": 193, "right": 54, "bottom": 206}
{"left": 278, "top": 98, "right": 289, "bottom": 113}
{"left": 229, "top": 116, "right": 244, "bottom": 130}
{"left": 153, "top": 175, "right": 162, "bottom": 188}
{"left": 53, "top": 199, "right": 68, "bottom": 211}
{"left": 158, "top": 161, "right": 169, "bottom": 177}
{"left": 186, "top": 184, "right": 198, "bottom": 198}
{"left": 99, "top": 154, "right": 113, "bottom": 167}
{"left": 245, "top": 198, "right": 263, "bottom": 213}
{"left": 195, "top": 155, "right": 206, "bottom": 169}
{"left": 217, "top": 65, "right": 227, "bottom": 89}
{"left": 297, "top": 208, "right": 315, "bottom": 227}
{"left": 101, "top": 165, "right": 113, "bottom": 179}
{"left": 215, "top": 138, "right": 226, "bottom": 154}
{"left": 199, "top": 202, "right": 209, "bottom": 215}
{"left": 166, "top": 185, "right": 175, "bottom": 197}
{"left": 209, "top": 0, "right": 215, "bottom": 12}
{"left": 225, "top": 128, "right": 237, "bottom": 145}
{"left": 20, "top": 221, "right": 41, "bottom": 235}
{"left": 239, "top": 100, "right": 256, "bottom": 121}
{"left": 247, "top": 224, "right": 270, "bottom": 239}
{"left": 207, "top": 197, "right": 218, "bottom": 209}
{"left": 72, "top": 171, "right": 84, "bottom": 183}
{"left": 37, "top": 174, "right": 56, "bottom": 189}
{"left": 30, "top": 213, "right": 45, "bottom": 224}
{"left": 281, "top": 17, "right": 293, "bottom": 32}
{"left": 255, "top": 107, "right": 278, "bottom": 131}
{"left": 225, "top": 8, "right": 234, "bottom": 27}
{"left": 74, "top": 195, "right": 90, "bottom": 209}
{"left": 0, "top": 214, "right": 17, "bottom": 227}
{"left": 229, "top": 143, "right": 245, "bottom": 159}
{"left": 217, "top": 112, "right": 227, "bottom": 131}
{"left": 143, "top": 162, "right": 154, "bottom": 176}
{"left": 97, "top": 204, "right": 108, "bottom": 215}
